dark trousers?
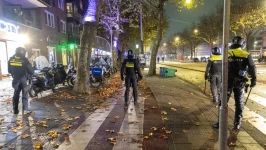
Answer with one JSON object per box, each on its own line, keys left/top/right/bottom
{"left": 12, "top": 77, "right": 29, "bottom": 111}
{"left": 124, "top": 77, "right": 138, "bottom": 102}
{"left": 210, "top": 74, "right": 222, "bottom": 102}
{"left": 218, "top": 83, "right": 244, "bottom": 123}
{"left": 227, "top": 86, "right": 245, "bottom": 123}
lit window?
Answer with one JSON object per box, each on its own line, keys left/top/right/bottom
{"left": 60, "top": 20, "right": 66, "bottom": 33}
{"left": 45, "top": 10, "right": 55, "bottom": 28}
{"left": 67, "top": 3, "right": 72, "bottom": 13}
{"left": 58, "top": 0, "right": 64, "bottom": 11}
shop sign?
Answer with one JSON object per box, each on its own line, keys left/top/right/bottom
{"left": 0, "top": 20, "right": 19, "bottom": 34}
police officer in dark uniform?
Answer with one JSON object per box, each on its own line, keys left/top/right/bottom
{"left": 213, "top": 36, "right": 257, "bottom": 129}
{"left": 121, "top": 50, "right": 143, "bottom": 105}
{"left": 205, "top": 47, "right": 222, "bottom": 104}
{"left": 8, "top": 47, "right": 34, "bottom": 115}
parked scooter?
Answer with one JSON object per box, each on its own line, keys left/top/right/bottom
{"left": 28, "top": 67, "right": 55, "bottom": 97}
{"left": 29, "top": 63, "right": 67, "bottom": 97}
{"left": 66, "top": 63, "right": 76, "bottom": 87}
{"left": 67, "top": 66, "right": 105, "bottom": 88}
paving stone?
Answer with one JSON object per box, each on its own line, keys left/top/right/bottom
{"left": 242, "top": 144, "right": 265, "bottom": 150}
{"left": 237, "top": 131, "right": 250, "bottom": 137}
{"left": 238, "top": 136, "right": 258, "bottom": 144}
{"left": 174, "top": 144, "right": 193, "bottom": 150}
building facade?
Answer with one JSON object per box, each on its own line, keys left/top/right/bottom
{"left": 66, "top": 0, "right": 83, "bottom": 67}
{"left": 0, "top": 0, "right": 68, "bottom": 76}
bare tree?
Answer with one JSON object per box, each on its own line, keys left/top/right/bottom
{"left": 146, "top": 0, "right": 203, "bottom": 75}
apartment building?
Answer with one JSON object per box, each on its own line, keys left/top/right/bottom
{"left": 66, "top": 0, "right": 84, "bottom": 67}
{"left": 0, "top": 0, "right": 68, "bottom": 76}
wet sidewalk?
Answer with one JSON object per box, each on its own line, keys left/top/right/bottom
{"left": 144, "top": 75, "right": 265, "bottom": 150}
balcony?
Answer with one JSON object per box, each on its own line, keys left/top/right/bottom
{"left": 2, "top": 1, "right": 42, "bottom": 29}
{"left": 4, "top": 0, "right": 47, "bottom": 8}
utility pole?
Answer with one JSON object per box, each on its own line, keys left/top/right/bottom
{"left": 0, "top": 61, "right": 2, "bottom": 80}
{"left": 140, "top": 2, "right": 144, "bottom": 54}
{"left": 219, "top": 0, "right": 230, "bottom": 149}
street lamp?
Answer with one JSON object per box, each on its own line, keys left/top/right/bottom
{"left": 163, "top": 43, "right": 166, "bottom": 46}
{"left": 136, "top": 44, "right": 139, "bottom": 49}
{"left": 186, "top": 0, "right": 191, "bottom": 4}
{"left": 194, "top": 29, "right": 198, "bottom": 33}
{"left": 175, "top": 37, "right": 180, "bottom": 41}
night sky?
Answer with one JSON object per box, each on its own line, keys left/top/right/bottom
{"left": 163, "top": 0, "right": 219, "bottom": 42}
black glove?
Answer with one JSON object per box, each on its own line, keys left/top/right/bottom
{"left": 250, "top": 79, "right": 256, "bottom": 88}
{"left": 138, "top": 76, "right": 143, "bottom": 80}
{"left": 204, "top": 74, "right": 209, "bottom": 80}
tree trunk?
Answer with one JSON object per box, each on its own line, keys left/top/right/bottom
{"left": 74, "top": 23, "right": 96, "bottom": 93}
{"left": 148, "top": 1, "right": 164, "bottom": 76}
{"left": 74, "top": 0, "right": 102, "bottom": 93}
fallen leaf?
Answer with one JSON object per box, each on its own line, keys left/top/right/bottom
{"left": 162, "top": 117, "right": 168, "bottom": 121}
{"left": 53, "top": 143, "right": 59, "bottom": 148}
{"left": 144, "top": 136, "right": 149, "bottom": 139}
{"left": 161, "top": 111, "right": 167, "bottom": 115}
{"left": 183, "top": 130, "right": 188, "bottom": 133}
{"left": 64, "top": 136, "right": 70, "bottom": 143}
{"left": 114, "top": 116, "right": 120, "bottom": 119}
{"left": 75, "top": 116, "right": 80, "bottom": 119}
{"left": 151, "top": 127, "right": 157, "bottom": 131}
{"left": 170, "top": 108, "right": 176, "bottom": 112}
{"left": 168, "top": 102, "right": 172, "bottom": 105}
{"left": 149, "top": 133, "right": 153, "bottom": 136}
{"left": 22, "top": 134, "right": 30, "bottom": 139}
{"left": 165, "top": 130, "right": 172, "bottom": 134}
{"left": 12, "top": 129, "right": 17, "bottom": 133}
{"left": 122, "top": 138, "right": 127, "bottom": 141}
{"left": 67, "top": 118, "right": 73, "bottom": 121}
{"left": 117, "top": 132, "right": 124, "bottom": 136}
{"left": 34, "top": 142, "right": 42, "bottom": 149}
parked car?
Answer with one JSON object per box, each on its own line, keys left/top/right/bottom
{"left": 191, "top": 58, "right": 199, "bottom": 62}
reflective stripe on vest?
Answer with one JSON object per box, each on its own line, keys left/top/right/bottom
{"left": 210, "top": 55, "right": 222, "bottom": 61}
{"left": 228, "top": 48, "right": 249, "bottom": 58}
{"left": 10, "top": 62, "right": 22, "bottom": 66}
{"left": 10, "top": 59, "right": 23, "bottom": 67}
{"left": 126, "top": 62, "right": 134, "bottom": 68}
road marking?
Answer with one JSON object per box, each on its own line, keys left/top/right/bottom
{"left": 228, "top": 99, "right": 266, "bottom": 136}
{"left": 112, "top": 97, "right": 145, "bottom": 150}
{"left": 58, "top": 101, "right": 117, "bottom": 150}
{"left": 247, "top": 93, "right": 266, "bottom": 107}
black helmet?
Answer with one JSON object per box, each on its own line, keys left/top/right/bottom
{"left": 212, "top": 47, "right": 221, "bottom": 55}
{"left": 230, "top": 36, "right": 245, "bottom": 49}
{"left": 127, "top": 50, "right": 134, "bottom": 59}
{"left": 15, "top": 47, "right": 26, "bottom": 57}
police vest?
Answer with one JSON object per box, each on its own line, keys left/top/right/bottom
{"left": 8, "top": 56, "right": 28, "bottom": 79}
{"left": 209, "top": 55, "right": 222, "bottom": 75}
{"left": 228, "top": 48, "right": 249, "bottom": 78}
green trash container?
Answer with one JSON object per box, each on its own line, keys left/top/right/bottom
{"left": 160, "top": 67, "right": 166, "bottom": 77}
{"left": 165, "top": 68, "right": 177, "bottom": 77}
{"left": 160, "top": 67, "right": 177, "bottom": 77}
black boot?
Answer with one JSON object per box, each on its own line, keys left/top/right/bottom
{"left": 212, "top": 122, "right": 219, "bottom": 129}
{"left": 13, "top": 108, "right": 19, "bottom": 115}
{"left": 233, "top": 118, "right": 242, "bottom": 130}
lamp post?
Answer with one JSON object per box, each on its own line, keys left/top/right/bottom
{"left": 220, "top": 0, "right": 230, "bottom": 149}
{"left": 140, "top": 2, "right": 144, "bottom": 55}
